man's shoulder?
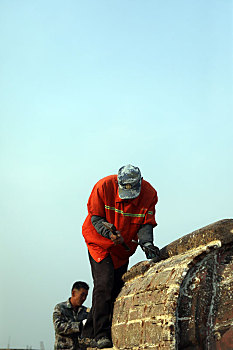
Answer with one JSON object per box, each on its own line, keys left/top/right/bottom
{"left": 141, "top": 179, "right": 157, "bottom": 196}
{"left": 54, "top": 300, "right": 70, "bottom": 311}
{"left": 97, "top": 175, "right": 117, "bottom": 183}
{"left": 139, "top": 179, "right": 158, "bottom": 205}
{"left": 96, "top": 174, "right": 117, "bottom": 186}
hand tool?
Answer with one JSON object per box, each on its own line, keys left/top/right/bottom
{"left": 102, "top": 221, "right": 130, "bottom": 251}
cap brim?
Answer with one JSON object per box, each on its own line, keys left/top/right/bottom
{"left": 118, "top": 182, "right": 141, "bottom": 200}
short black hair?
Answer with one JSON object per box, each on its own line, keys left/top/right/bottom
{"left": 71, "top": 281, "right": 89, "bottom": 292}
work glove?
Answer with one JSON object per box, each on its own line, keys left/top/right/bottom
{"left": 110, "top": 231, "right": 124, "bottom": 245}
{"left": 142, "top": 242, "right": 161, "bottom": 261}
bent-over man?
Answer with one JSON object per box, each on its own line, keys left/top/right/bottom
{"left": 81, "top": 164, "right": 160, "bottom": 349}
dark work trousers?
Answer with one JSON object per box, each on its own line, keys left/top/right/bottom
{"left": 81, "top": 252, "right": 128, "bottom": 340}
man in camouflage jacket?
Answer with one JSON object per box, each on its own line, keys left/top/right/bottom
{"left": 53, "top": 281, "right": 90, "bottom": 350}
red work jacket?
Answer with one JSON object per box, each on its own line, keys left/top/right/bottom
{"left": 82, "top": 175, "right": 158, "bottom": 269}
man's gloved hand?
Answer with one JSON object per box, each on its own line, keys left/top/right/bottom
{"left": 110, "top": 231, "right": 124, "bottom": 245}
{"left": 142, "top": 242, "right": 161, "bottom": 261}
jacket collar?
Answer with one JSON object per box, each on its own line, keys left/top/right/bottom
{"left": 66, "top": 298, "right": 73, "bottom": 308}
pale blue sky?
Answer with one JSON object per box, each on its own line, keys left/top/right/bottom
{"left": 0, "top": 1, "right": 232, "bottom": 349}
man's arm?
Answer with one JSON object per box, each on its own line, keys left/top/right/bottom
{"left": 137, "top": 224, "right": 160, "bottom": 261}
{"left": 137, "top": 224, "right": 153, "bottom": 245}
{"left": 53, "top": 305, "right": 81, "bottom": 336}
{"left": 91, "top": 215, "right": 111, "bottom": 239}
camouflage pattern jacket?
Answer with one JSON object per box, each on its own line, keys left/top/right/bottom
{"left": 53, "top": 299, "right": 90, "bottom": 350}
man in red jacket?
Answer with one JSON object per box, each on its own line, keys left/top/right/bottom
{"left": 80, "top": 165, "right": 160, "bottom": 349}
